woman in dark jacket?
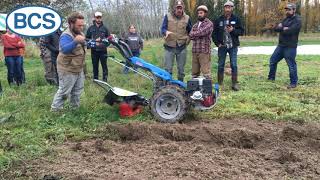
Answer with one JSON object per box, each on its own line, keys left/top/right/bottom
{"left": 123, "top": 25, "right": 143, "bottom": 74}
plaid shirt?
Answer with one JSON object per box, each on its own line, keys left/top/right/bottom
{"left": 189, "top": 18, "right": 214, "bottom": 54}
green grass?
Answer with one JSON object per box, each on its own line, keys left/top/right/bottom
{"left": 0, "top": 37, "right": 320, "bottom": 172}
{"left": 240, "top": 33, "right": 320, "bottom": 46}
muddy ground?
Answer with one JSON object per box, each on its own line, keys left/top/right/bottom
{"left": 3, "top": 119, "right": 320, "bottom": 179}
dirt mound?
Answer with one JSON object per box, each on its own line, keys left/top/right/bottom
{"left": 282, "top": 126, "right": 307, "bottom": 140}
{"left": 102, "top": 121, "right": 264, "bottom": 148}
{"left": 3, "top": 119, "right": 320, "bottom": 179}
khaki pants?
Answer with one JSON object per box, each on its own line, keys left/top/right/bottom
{"left": 41, "top": 49, "right": 58, "bottom": 84}
{"left": 51, "top": 71, "right": 84, "bottom": 110}
{"left": 192, "top": 53, "right": 212, "bottom": 79}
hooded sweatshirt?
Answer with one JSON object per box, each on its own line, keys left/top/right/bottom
{"left": 1, "top": 34, "right": 25, "bottom": 57}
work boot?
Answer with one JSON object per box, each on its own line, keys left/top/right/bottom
{"left": 218, "top": 72, "right": 224, "bottom": 86}
{"left": 287, "top": 84, "right": 297, "bottom": 89}
{"left": 268, "top": 78, "right": 275, "bottom": 82}
{"left": 231, "top": 74, "right": 239, "bottom": 91}
{"left": 103, "top": 75, "right": 108, "bottom": 82}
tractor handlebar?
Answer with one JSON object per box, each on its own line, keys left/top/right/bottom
{"left": 86, "top": 35, "right": 133, "bottom": 59}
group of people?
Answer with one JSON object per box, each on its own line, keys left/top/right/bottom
{"left": 162, "top": 0, "right": 243, "bottom": 91}
{"left": 50, "top": 12, "right": 144, "bottom": 111}
{"left": 0, "top": 0, "right": 301, "bottom": 111}
{"left": 163, "top": 0, "right": 301, "bottom": 90}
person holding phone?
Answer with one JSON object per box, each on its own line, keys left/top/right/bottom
{"left": 212, "top": 1, "right": 244, "bottom": 91}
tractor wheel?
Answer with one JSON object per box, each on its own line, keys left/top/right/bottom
{"left": 152, "top": 75, "right": 166, "bottom": 92}
{"left": 150, "top": 85, "right": 187, "bottom": 123}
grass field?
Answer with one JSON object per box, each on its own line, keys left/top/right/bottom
{"left": 0, "top": 35, "right": 320, "bottom": 172}
{"left": 240, "top": 33, "right": 320, "bottom": 46}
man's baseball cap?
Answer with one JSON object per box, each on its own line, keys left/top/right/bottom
{"left": 95, "top": 12, "right": 102, "bottom": 17}
{"left": 174, "top": 0, "right": 185, "bottom": 8}
{"left": 285, "top": 3, "right": 296, "bottom": 10}
{"left": 224, "top": 1, "right": 234, "bottom": 7}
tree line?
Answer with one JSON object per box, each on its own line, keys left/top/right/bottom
{"left": 172, "top": 0, "right": 320, "bottom": 36}
{"left": 91, "top": 0, "right": 320, "bottom": 38}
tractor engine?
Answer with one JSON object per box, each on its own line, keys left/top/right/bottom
{"left": 186, "top": 78, "right": 216, "bottom": 108}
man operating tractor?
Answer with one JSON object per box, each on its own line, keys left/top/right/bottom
{"left": 212, "top": 1, "right": 244, "bottom": 91}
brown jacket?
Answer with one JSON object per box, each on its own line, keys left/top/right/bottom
{"left": 57, "top": 28, "right": 86, "bottom": 74}
{"left": 164, "top": 13, "right": 190, "bottom": 48}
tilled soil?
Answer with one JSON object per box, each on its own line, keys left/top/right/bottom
{"left": 3, "top": 119, "right": 320, "bottom": 179}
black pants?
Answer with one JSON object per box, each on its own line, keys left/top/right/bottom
{"left": 0, "top": 80, "right": 2, "bottom": 95}
{"left": 91, "top": 51, "right": 108, "bottom": 80}
{"left": 51, "top": 53, "right": 59, "bottom": 85}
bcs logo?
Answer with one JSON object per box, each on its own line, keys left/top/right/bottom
{"left": 6, "top": 6, "right": 62, "bottom": 37}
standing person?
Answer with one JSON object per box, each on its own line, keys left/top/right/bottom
{"left": 17, "top": 36, "right": 26, "bottom": 84}
{"left": 1, "top": 29, "right": 25, "bottom": 86}
{"left": 51, "top": 12, "right": 86, "bottom": 111}
{"left": 268, "top": 3, "right": 302, "bottom": 89}
{"left": 189, "top": 5, "right": 214, "bottom": 80}
{"left": 123, "top": 24, "right": 144, "bottom": 74}
{"left": 39, "top": 37, "right": 58, "bottom": 85}
{"left": 161, "top": 0, "right": 192, "bottom": 82}
{"left": 86, "top": 12, "right": 110, "bottom": 82}
{"left": 0, "top": 34, "right": 2, "bottom": 92}
{"left": 45, "top": 29, "right": 62, "bottom": 85}
{"left": 39, "top": 37, "right": 55, "bottom": 85}
{"left": 212, "top": 1, "right": 244, "bottom": 91}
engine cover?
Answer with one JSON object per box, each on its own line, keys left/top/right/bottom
{"left": 187, "top": 78, "right": 213, "bottom": 95}
{"left": 202, "top": 79, "right": 213, "bottom": 94}
{"left": 187, "top": 79, "right": 199, "bottom": 91}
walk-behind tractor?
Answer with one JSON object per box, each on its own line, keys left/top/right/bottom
{"left": 88, "top": 36, "right": 219, "bottom": 123}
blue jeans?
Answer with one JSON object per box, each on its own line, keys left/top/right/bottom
{"left": 123, "top": 50, "right": 140, "bottom": 74}
{"left": 218, "top": 47, "right": 238, "bottom": 75}
{"left": 5, "top": 56, "right": 23, "bottom": 85}
{"left": 21, "top": 57, "right": 26, "bottom": 83}
{"left": 268, "top": 46, "right": 298, "bottom": 85}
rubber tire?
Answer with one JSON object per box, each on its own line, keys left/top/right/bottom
{"left": 152, "top": 75, "right": 166, "bottom": 92}
{"left": 150, "top": 85, "right": 187, "bottom": 123}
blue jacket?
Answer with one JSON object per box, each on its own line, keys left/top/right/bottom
{"left": 59, "top": 34, "right": 78, "bottom": 54}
